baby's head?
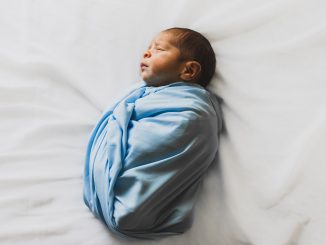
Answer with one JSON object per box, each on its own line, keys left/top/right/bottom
{"left": 140, "top": 27, "right": 216, "bottom": 88}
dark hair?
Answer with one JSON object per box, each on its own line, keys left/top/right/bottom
{"left": 164, "top": 27, "right": 216, "bottom": 87}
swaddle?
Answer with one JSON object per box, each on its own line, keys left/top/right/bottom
{"left": 83, "top": 81, "right": 223, "bottom": 239}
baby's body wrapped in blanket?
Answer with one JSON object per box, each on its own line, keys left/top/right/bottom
{"left": 83, "top": 81, "right": 223, "bottom": 239}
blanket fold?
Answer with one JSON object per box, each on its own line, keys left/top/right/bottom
{"left": 83, "top": 81, "right": 222, "bottom": 239}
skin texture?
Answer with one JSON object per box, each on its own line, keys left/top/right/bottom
{"left": 140, "top": 31, "right": 201, "bottom": 87}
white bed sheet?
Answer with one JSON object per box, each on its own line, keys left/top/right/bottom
{"left": 1, "top": 0, "right": 326, "bottom": 244}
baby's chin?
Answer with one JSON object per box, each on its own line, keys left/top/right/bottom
{"left": 143, "top": 78, "right": 181, "bottom": 87}
{"left": 140, "top": 74, "right": 155, "bottom": 86}
{"left": 144, "top": 80, "right": 160, "bottom": 87}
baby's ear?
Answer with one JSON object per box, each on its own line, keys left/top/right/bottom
{"left": 180, "top": 61, "right": 201, "bottom": 81}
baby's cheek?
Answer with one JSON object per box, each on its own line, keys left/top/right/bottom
{"left": 150, "top": 63, "right": 163, "bottom": 74}
{"left": 154, "top": 59, "right": 170, "bottom": 71}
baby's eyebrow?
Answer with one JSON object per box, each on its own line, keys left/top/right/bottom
{"left": 147, "top": 41, "right": 159, "bottom": 49}
{"left": 155, "top": 41, "right": 170, "bottom": 48}
{"left": 153, "top": 41, "right": 160, "bottom": 47}
{"left": 147, "top": 40, "right": 169, "bottom": 50}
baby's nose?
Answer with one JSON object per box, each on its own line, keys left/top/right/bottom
{"left": 143, "top": 50, "right": 151, "bottom": 58}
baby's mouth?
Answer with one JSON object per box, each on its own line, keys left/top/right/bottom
{"left": 140, "top": 62, "right": 148, "bottom": 71}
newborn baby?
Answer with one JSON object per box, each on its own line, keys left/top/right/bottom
{"left": 83, "top": 27, "right": 223, "bottom": 239}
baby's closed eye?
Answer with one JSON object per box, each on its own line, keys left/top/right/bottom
{"left": 155, "top": 46, "right": 165, "bottom": 51}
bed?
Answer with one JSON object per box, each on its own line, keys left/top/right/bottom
{"left": 1, "top": 0, "right": 326, "bottom": 244}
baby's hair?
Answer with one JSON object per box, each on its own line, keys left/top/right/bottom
{"left": 163, "top": 27, "right": 216, "bottom": 87}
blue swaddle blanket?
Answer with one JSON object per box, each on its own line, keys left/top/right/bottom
{"left": 83, "top": 81, "right": 223, "bottom": 239}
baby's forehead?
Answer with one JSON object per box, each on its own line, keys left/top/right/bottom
{"left": 150, "top": 31, "right": 178, "bottom": 45}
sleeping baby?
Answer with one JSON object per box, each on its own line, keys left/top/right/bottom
{"left": 83, "top": 27, "right": 223, "bottom": 239}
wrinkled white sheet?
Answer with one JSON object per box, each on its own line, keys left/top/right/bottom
{"left": 1, "top": 0, "right": 326, "bottom": 244}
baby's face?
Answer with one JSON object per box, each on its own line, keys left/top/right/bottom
{"left": 140, "top": 31, "right": 185, "bottom": 87}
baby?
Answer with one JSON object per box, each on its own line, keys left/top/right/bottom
{"left": 83, "top": 27, "right": 223, "bottom": 240}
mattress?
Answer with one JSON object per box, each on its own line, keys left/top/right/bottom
{"left": 1, "top": 0, "right": 326, "bottom": 244}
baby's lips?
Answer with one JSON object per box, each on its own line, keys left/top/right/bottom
{"left": 140, "top": 62, "right": 148, "bottom": 71}
{"left": 140, "top": 62, "right": 148, "bottom": 67}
